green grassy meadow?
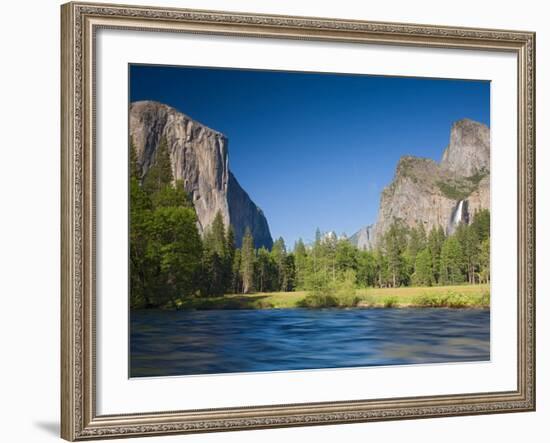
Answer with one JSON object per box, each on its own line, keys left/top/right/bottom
{"left": 174, "top": 284, "right": 490, "bottom": 310}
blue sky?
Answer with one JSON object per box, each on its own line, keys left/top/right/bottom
{"left": 130, "top": 64, "right": 490, "bottom": 247}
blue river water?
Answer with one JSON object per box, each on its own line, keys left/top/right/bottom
{"left": 130, "top": 308, "right": 490, "bottom": 377}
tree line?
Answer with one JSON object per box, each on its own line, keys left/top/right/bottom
{"left": 130, "top": 138, "right": 490, "bottom": 309}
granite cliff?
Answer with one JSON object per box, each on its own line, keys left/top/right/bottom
{"left": 130, "top": 100, "right": 273, "bottom": 249}
{"left": 350, "top": 119, "right": 490, "bottom": 250}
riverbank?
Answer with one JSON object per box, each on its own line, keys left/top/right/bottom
{"left": 172, "top": 284, "right": 490, "bottom": 310}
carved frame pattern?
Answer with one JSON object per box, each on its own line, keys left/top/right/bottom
{"left": 61, "top": 2, "right": 535, "bottom": 440}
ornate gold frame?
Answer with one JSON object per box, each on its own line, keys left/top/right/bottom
{"left": 61, "top": 2, "right": 536, "bottom": 440}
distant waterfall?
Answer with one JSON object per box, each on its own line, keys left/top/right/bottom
{"left": 453, "top": 200, "right": 464, "bottom": 226}
{"left": 447, "top": 199, "right": 469, "bottom": 235}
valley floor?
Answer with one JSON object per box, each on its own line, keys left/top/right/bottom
{"left": 175, "top": 284, "right": 490, "bottom": 310}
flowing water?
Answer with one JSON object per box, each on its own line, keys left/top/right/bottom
{"left": 448, "top": 199, "right": 470, "bottom": 235}
{"left": 130, "top": 308, "right": 490, "bottom": 377}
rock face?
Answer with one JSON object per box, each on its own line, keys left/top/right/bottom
{"left": 227, "top": 172, "right": 273, "bottom": 249}
{"left": 349, "top": 224, "right": 375, "bottom": 250}
{"left": 351, "top": 119, "right": 490, "bottom": 250}
{"left": 441, "top": 119, "right": 490, "bottom": 176}
{"left": 130, "top": 100, "right": 273, "bottom": 249}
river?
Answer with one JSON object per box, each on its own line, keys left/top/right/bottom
{"left": 130, "top": 308, "right": 490, "bottom": 377}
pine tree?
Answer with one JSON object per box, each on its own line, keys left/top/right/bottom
{"left": 147, "top": 206, "right": 202, "bottom": 306}
{"left": 271, "top": 237, "right": 288, "bottom": 291}
{"left": 479, "top": 237, "right": 490, "bottom": 283}
{"left": 471, "top": 209, "right": 490, "bottom": 243}
{"left": 313, "top": 228, "right": 322, "bottom": 274}
{"left": 413, "top": 248, "right": 433, "bottom": 286}
{"left": 335, "top": 239, "right": 358, "bottom": 277}
{"left": 440, "top": 236, "right": 464, "bottom": 284}
{"left": 209, "top": 211, "right": 227, "bottom": 257}
{"left": 374, "top": 247, "right": 389, "bottom": 288}
{"left": 428, "top": 225, "right": 446, "bottom": 284}
{"left": 231, "top": 249, "right": 242, "bottom": 294}
{"left": 408, "top": 224, "right": 428, "bottom": 277}
{"left": 285, "top": 253, "right": 296, "bottom": 291}
{"left": 143, "top": 136, "right": 173, "bottom": 196}
{"left": 383, "top": 220, "right": 408, "bottom": 287}
{"left": 324, "top": 233, "right": 338, "bottom": 283}
{"left": 129, "top": 175, "right": 152, "bottom": 309}
{"left": 417, "top": 223, "right": 428, "bottom": 249}
{"left": 315, "top": 228, "right": 322, "bottom": 244}
{"left": 201, "top": 211, "right": 228, "bottom": 296}
{"left": 406, "top": 225, "right": 423, "bottom": 266}
{"left": 151, "top": 180, "right": 192, "bottom": 209}
{"left": 256, "top": 247, "right": 275, "bottom": 292}
{"left": 225, "top": 225, "right": 236, "bottom": 292}
{"left": 456, "top": 224, "right": 479, "bottom": 284}
{"left": 129, "top": 136, "right": 152, "bottom": 308}
{"left": 356, "top": 249, "right": 375, "bottom": 287}
{"left": 240, "top": 228, "right": 256, "bottom": 294}
{"left": 226, "top": 225, "right": 236, "bottom": 260}
{"left": 293, "top": 239, "right": 308, "bottom": 290}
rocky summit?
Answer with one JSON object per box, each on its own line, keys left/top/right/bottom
{"left": 130, "top": 100, "right": 273, "bottom": 249}
{"left": 441, "top": 118, "right": 490, "bottom": 176}
{"left": 350, "top": 118, "right": 490, "bottom": 250}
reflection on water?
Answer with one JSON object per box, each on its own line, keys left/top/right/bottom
{"left": 130, "top": 308, "right": 490, "bottom": 377}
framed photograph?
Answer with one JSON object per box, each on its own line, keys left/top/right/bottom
{"left": 61, "top": 2, "right": 536, "bottom": 440}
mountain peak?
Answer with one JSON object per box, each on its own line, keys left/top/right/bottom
{"left": 441, "top": 118, "right": 490, "bottom": 177}
{"left": 129, "top": 101, "right": 272, "bottom": 249}
{"left": 350, "top": 118, "right": 490, "bottom": 249}
{"left": 130, "top": 100, "right": 225, "bottom": 138}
